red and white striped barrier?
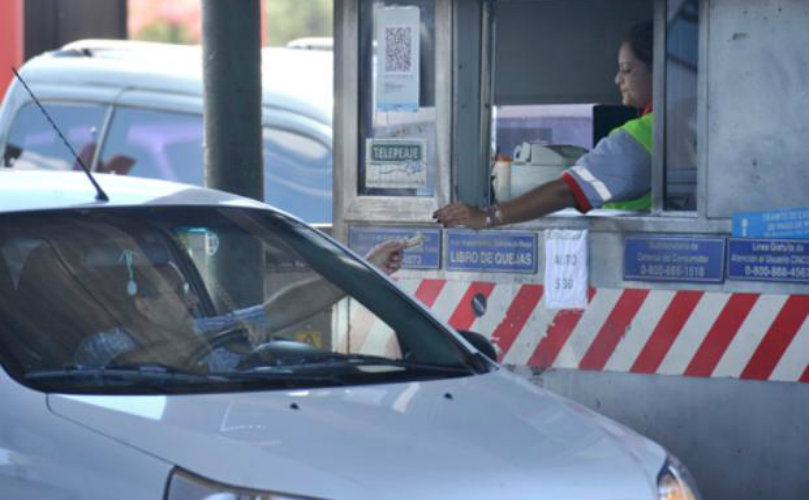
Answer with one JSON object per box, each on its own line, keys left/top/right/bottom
{"left": 396, "top": 278, "right": 809, "bottom": 384}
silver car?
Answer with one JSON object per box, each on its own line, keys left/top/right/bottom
{"left": 0, "top": 169, "right": 700, "bottom": 499}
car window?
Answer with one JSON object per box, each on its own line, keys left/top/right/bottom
{"left": 100, "top": 107, "right": 333, "bottom": 222}
{"left": 3, "top": 102, "right": 108, "bottom": 170}
{"left": 0, "top": 207, "right": 477, "bottom": 394}
{"left": 99, "top": 107, "right": 204, "bottom": 184}
{"left": 263, "top": 128, "right": 332, "bottom": 223}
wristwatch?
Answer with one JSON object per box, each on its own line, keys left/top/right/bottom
{"left": 484, "top": 204, "right": 504, "bottom": 227}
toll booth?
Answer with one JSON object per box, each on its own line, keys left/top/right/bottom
{"left": 332, "top": 1, "right": 809, "bottom": 498}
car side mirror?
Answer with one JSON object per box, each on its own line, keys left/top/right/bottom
{"left": 457, "top": 330, "right": 498, "bottom": 361}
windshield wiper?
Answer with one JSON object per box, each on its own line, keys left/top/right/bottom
{"left": 26, "top": 364, "right": 359, "bottom": 392}
{"left": 220, "top": 368, "right": 348, "bottom": 384}
{"left": 285, "top": 352, "right": 473, "bottom": 374}
{"left": 25, "top": 363, "right": 228, "bottom": 386}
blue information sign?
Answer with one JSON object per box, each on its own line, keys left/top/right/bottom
{"left": 446, "top": 231, "right": 536, "bottom": 273}
{"left": 348, "top": 226, "right": 441, "bottom": 270}
{"left": 732, "top": 207, "right": 809, "bottom": 239}
{"left": 727, "top": 238, "right": 809, "bottom": 283}
{"left": 624, "top": 236, "right": 725, "bottom": 283}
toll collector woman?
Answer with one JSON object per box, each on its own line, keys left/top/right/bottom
{"left": 434, "top": 21, "right": 654, "bottom": 228}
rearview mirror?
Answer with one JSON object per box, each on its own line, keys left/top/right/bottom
{"left": 457, "top": 330, "right": 498, "bottom": 361}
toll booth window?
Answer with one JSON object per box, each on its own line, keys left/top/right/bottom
{"left": 664, "top": 0, "right": 699, "bottom": 211}
{"left": 358, "top": 0, "right": 437, "bottom": 197}
{"left": 488, "top": 0, "right": 656, "bottom": 213}
{"left": 3, "top": 102, "right": 108, "bottom": 171}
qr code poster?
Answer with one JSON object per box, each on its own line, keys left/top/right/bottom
{"left": 375, "top": 6, "right": 420, "bottom": 113}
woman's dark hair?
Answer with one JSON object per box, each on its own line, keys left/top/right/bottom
{"left": 623, "top": 21, "right": 654, "bottom": 69}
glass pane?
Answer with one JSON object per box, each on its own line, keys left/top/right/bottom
{"left": 487, "top": 1, "right": 655, "bottom": 211}
{"left": 665, "top": 0, "right": 699, "bottom": 210}
{"left": 0, "top": 208, "right": 476, "bottom": 394}
{"left": 4, "top": 102, "right": 107, "bottom": 171}
{"left": 100, "top": 107, "right": 204, "bottom": 184}
{"left": 332, "top": 298, "right": 401, "bottom": 359}
{"left": 358, "top": 0, "right": 436, "bottom": 196}
{"left": 263, "top": 128, "right": 333, "bottom": 223}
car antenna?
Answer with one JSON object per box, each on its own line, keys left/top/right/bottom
{"left": 11, "top": 67, "right": 109, "bottom": 202}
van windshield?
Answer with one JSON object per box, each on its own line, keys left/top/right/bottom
{"left": 0, "top": 207, "right": 480, "bottom": 394}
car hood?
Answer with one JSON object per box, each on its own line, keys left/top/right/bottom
{"left": 48, "top": 370, "right": 665, "bottom": 500}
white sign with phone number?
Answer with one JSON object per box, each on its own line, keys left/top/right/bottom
{"left": 544, "top": 229, "right": 588, "bottom": 309}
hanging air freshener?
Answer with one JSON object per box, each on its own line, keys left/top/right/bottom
{"left": 119, "top": 250, "right": 138, "bottom": 296}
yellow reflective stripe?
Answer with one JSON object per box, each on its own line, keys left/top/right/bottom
{"left": 602, "top": 112, "right": 653, "bottom": 210}
{"left": 603, "top": 192, "right": 651, "bottom": 210}
{"left": 610, "top": 112, "right": 654, "bottom": 154}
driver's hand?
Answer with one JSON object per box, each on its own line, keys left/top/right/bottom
{"left": 365, "top": 239, "right": 406, "bottom": 275}
{"left": 243, "top": 320, "right": 266, "bottom": 344}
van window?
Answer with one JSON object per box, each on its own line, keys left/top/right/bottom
{"left": 4, "top": 102, "right": 107, "bottom": 171}
{"left": 99, "top": 107, "right": 204, "bottom": 185}
{"left": 100, "top": 107, "right": 332, "bottom": 222}
{"left": 262, "top": 128, "right": 333, "bottom": 223}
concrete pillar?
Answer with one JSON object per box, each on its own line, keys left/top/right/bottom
{"left": 201, "top": 0, "right": 264, "bottom": 310}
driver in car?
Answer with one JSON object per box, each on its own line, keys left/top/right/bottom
{"left": 73, "top": 239, "right": 407, "bottom": 368}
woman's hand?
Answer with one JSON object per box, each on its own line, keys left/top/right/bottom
{"left": 365, "top": 239, "right": 406, "bottom": 275}
{"left": 433, "top": 203, "right": 487, "bottom": 229}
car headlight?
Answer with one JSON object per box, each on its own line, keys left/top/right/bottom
{"left": 165, "top": 468, "right": 321, "bottom": 500}
{"left": 657, "top": 455, "right": 702, "bottom": 500}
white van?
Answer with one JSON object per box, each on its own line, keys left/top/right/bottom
{"left": 0, "top": 39, "right": 334, "bottom": 223}
{"left": 0, "top": 169, "right": 700, "bottom": 500}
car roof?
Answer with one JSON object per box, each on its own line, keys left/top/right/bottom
{"left": 285, "top": 37, "right": 334, "bottom": 51}
{"left": 0, "top": 169, "right": 269, "bottom": 214}
{"left": 15, "top": 39, "right": 333, "bottom": 126}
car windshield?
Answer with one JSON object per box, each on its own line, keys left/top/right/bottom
{"left": 0, "top": 207, "right": 482, "bottom": 394}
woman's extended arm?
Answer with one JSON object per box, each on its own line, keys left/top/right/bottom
{"left": 433, "top": 178, "right": 577, "bottom": 230}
